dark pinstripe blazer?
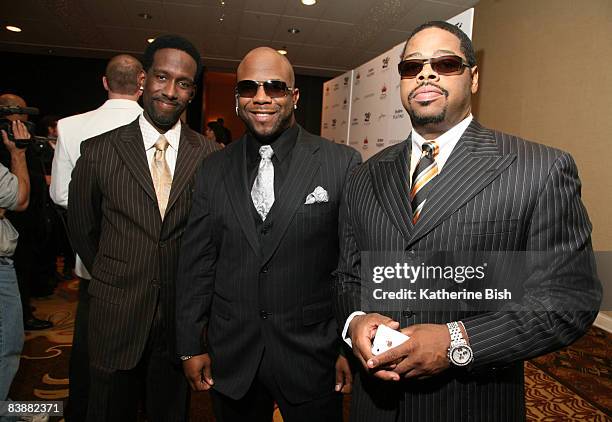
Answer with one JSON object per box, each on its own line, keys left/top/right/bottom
{"left": 68, "top": 119, "right": 219, "bottom": 370}
{"left": 334, "top": 120, "right": 601, "bottom": 422}
{"left": 176, "top": 126, "right": 361, "bottom": 403}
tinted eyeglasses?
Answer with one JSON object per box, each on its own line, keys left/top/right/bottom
{"left": 398, "top": 55, "right": 470, "bottom": 79}
{"left": 235, "top": 80, "right": 293, "bottom": 98}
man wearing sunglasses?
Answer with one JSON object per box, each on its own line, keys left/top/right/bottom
{"left": 176, "top": 47, "right": 361, "bottom": 421}
{"left": 335, "top": 21, "right": 600, "bottom": 421}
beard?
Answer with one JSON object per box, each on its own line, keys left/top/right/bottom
{"left": 143, "top": 97, "right": 185, "bottom": 132}
{"left": 407, "top": 102, "right": 448, "bottom": 126}
{"left": 406, "top": 83, "right": 449, "bottom": 127}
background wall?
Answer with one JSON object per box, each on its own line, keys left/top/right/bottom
{"left": 472, "top": 0, "right": 612, "bottom": 251}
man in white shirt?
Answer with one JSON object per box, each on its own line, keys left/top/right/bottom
{"left": 49, "top": 54, "right": 143, "bottom": 422}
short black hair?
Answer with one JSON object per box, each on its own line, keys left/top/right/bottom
{"left": 402, "top": 21, "right": 476, "bottom": 67}
{"left": 143, "top": 34, "right": 202, "bottom": 81}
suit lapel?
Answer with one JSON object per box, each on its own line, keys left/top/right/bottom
{"left": 166, "top": 126, "right": 202, "bottom": 214}
{"left": 407, "top": 120, "right": 516, "bottom": 246}
{"left": 261, "top": 127, "right": 320, "bottom": 265}
{"left": 224, "top": 136, "right": 261, "bottom": 256}
{"left": 114, "top": 119, "right": 157, "bottom": 204}
{"left": 370, "top": 139, "right": 414, "bottom": 242}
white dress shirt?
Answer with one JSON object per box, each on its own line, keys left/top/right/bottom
{"left": 50, "top": 99, "right": 142, "bottom": 278}
{"left": 342, "top": 114, "right": 473, "bottom": 347}
{"left": 138, "top": 114, "right": 180, "bottom": 176}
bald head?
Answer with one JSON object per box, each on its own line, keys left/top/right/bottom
{"left": 237, "top": 47, "right": 295, "bottom": 87}
{"left": 104, "top": 54, "right": 143, "bottom": 96}
{"left": 0, "top": 93, "right": 28, "bottom": 121}
{"left": 0, "top": 93, "right": 26, "bottom": 108}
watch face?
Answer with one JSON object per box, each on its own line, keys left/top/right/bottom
{"left": 451, "top": 345, "right": 473, "bottom": 366}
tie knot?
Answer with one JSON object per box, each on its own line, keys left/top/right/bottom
{"left": 155, "top": 135, "right": 169, "bottom": 152}
{"left": 259, "top": 145, "right": 274, "bottom": 160}
{"left": 422, "top": 141, "right": 438, "bottom": 159}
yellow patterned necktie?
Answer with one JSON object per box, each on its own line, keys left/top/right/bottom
{"left": 410, "top": 141, "right": 439, "bottom": 224}
{"left": 151, "top": 134, "right": 172, "bottom": 219}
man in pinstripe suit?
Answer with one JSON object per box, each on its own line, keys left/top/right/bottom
{"left": 68, "top": 35, "right": 219, "bottom": 421}
{"left": 176, "top": 47, "right": 360, "bottom": 421}
{"left": 335, "top": 21, "right": 601, "bottom": 421}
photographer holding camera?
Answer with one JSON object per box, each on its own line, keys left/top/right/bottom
{"left": 0, "top": 115, "right": 31, "bottom": 403}
{"left": 0, "top": 94, "right": 53, "bottom": 332}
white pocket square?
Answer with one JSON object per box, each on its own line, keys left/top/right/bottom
{"left": 304, "top": 186, "right": 329, "bottom": 204}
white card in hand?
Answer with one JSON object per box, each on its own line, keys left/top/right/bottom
{"left": 371, "top": 324, "right": 410, "bottom": 356}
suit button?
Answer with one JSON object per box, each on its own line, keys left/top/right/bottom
{"left": 151, "top": 278, "right": 159, "bottom": 287}
{"left": 259, "top": 310, "right": 269, "bottom": 319}
{"left": 261, "top": 266, "right": 269, "bottom": 274}
{"left": 402, "top": 310, "right": 414, "bottom": 318}
{"left": 159, "top": 241, "right": 166, "bottom": 248}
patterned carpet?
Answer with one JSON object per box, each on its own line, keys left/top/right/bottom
{"left": 9, "top": 280, "right": 612, "bottom": 421}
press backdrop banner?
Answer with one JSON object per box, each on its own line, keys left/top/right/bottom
{"left": 321, "top": 8, "right": 474, "bottom": 160}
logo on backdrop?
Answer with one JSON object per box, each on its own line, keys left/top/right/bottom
{"left": 325, "top": 86, "right": 330, "bottom": 95}
{"left": 351, "top": 117, "right": 359, "bottom": 126}
{"left": 367, "top": 67, "right": 375, "bottom": 78}
{"left": 344, "top": 76, "right": 349, "bottom": 86}
{"left": 342, "top": 98, "right": 348, "bottom": 109}
{"left": 364, "top": 112, "right": 371, "bottom": 123}
{"left": 376, "top": 138, "right": 385, "bottom": 147}
{"left": 393, "top": 108, "right": 405, "bottom": 120}
{"left": 380, "top": 84, "right": 388, "bottom": 99}
{"left": 382, "top": 56, "right": 390, "bottom": 69}
{"left": 333, "top": 83, "right": 339, "bottom": 91}
{"left": 323, "top": 122, "right": 329, "bottom": 129}
{"left": 355, "top": 72, "right": 361, "bottom": 85}
{"left": 363, "top": 137, "right": 369, "bottom": 149}
{"left": 378, "top": 113, "right": 387, "bottom": 121}
{"left": 332, "top": 119, "right": 337, "bottom": 128}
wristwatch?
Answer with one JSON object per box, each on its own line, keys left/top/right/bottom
{"left": 447, "top": 321, "right": 473, "bottom": 367}
{"left": 180, "top": 355, "right": 194, "bottom": 361}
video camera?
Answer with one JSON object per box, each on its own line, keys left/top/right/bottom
{"left": 0, "top": 105, "right": 39, "bottom": 148}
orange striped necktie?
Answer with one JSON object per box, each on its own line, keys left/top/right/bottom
{"left": 151, "top": 134, "right": 173, "bottom": 219}
{"left": 410, "top": 141, "right": 439, "bottom": 224}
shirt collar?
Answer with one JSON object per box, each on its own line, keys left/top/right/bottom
{"left": 411, "top": 114, "right": 473, "bottom": 151}
{"left": 246, "top": 124, "right": 299, "bottom": 164}
{"left": 139, "top": 114, "right": 181, "bottom": 151}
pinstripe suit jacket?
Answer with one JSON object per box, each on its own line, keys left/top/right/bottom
{"left": 334, "top": 120, "right": 601, "bottom": 421}
{"left": 176, "top": 126, "right": 361, "bottom": 402}
{"left": 68, "top": 118, "right": 219, "bottom": 370}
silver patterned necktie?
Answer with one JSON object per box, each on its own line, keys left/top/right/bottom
{"left": 251, "top": 145, "right": 275, "bottom": 220}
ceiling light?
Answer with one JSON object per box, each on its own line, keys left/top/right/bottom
{"left": 301, "top": 0, "right": 316, "bottom": 5}
{"left": 277, "top": 47, "right": 288, "bottom": 55}
{"left": 138, "top": 13, "right": 152, "bottom": 19}
{"left": 147, "top": 38, "right": 155, "bottom": 43}
{"left": 288, "top": 28, "right": 300, "bottom": 34}
{"left": 6, "top": 25, "right": 22, "bottom": 33}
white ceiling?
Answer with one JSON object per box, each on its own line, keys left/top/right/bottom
{"left": 0, "top": 0, "right": 478, "bottom": 77}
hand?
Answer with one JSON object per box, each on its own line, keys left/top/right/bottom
{"left": 367, "top": 323, "right": 451, "bottom": 381}
{"left": 182, "top": 353, "right": 214, "bottom": 391}
{"left": 348, "top": 313, "right": 400, "bottom": 373}
{"left": 334, "top": 354, "right": 352, "bottom": 394}
{"left": 2, "top": 120, "right": 30, "bottom": 154}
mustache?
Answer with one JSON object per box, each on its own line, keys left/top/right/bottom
{"left": 153, "top": 96, "right": 179, "bottom": 106}
{"left": 408, "top": 82, "right": 449, "bottom": 100}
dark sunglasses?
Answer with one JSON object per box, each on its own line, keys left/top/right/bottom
{"left": 235, "top": 80, "right": 293, "bottom": 98}
{"left": 397, "top": 55, "right": 470, "bottom": 79}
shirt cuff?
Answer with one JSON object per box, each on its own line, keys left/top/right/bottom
{"left": 342, "top": 311, "right": 366, "bottom": 348}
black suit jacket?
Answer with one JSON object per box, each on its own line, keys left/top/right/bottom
{"left": 176, "top": 126, "right": 361, "bottom": 402}
{"left": 68, "top": 119, "right": 219, "bottom": 370}
{"left": 334, "top": 120, "right": 601, "bottom": 421}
